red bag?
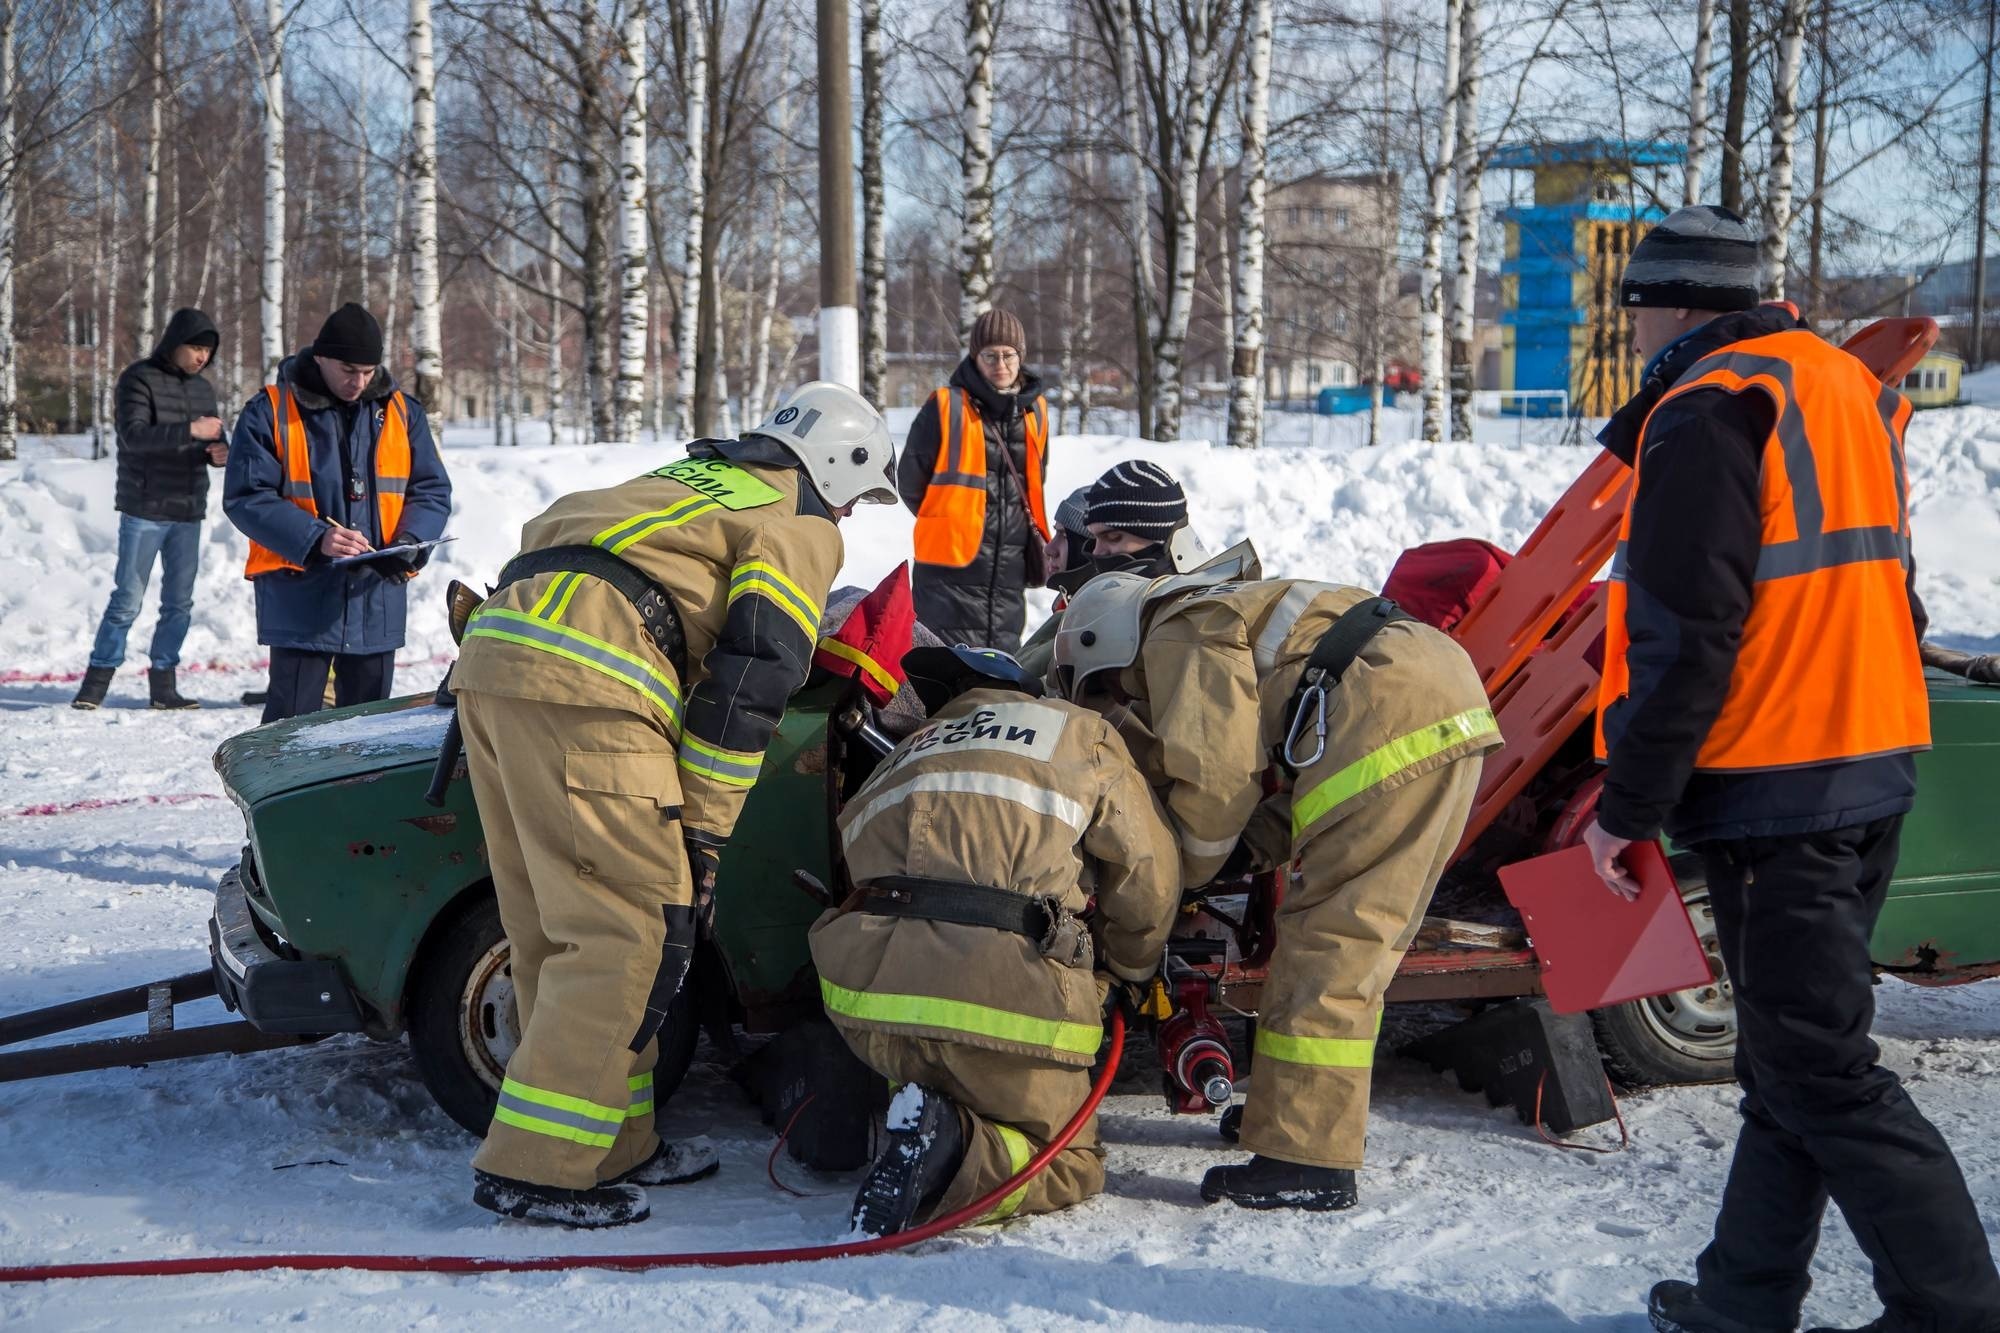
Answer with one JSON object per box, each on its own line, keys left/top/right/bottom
{"left": 815, "top": 564, "right": 918, "bottom": 704}
{"left": 1382, "top": 539, "right": 1512, "bottom": 633}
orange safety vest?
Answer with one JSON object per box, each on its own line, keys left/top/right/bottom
{"left": 243, "top": 385, "right": 414, "bottom": 578}
{"left": 1596, "top": 329, "right": 1930, "bottom": 771}
{"left": 911, "top": 387, "right": 1051, "bottom": 569}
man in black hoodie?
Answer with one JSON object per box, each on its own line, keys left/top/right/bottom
{"left": 73, "top": 308, "right": 224, "bottom": 710}
{"left": 898, "top": 308, "right": 1052, "bottom": 653}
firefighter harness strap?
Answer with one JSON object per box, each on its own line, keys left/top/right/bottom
{"left": 861, "top": 876, "right": 1089, "bottom": 967}
{"left": 1282, "top": 597, "right": 1415, "bottom": 770}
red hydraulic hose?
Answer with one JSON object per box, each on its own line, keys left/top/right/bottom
{"left": 0, "top": 1013, "right": 1126, "bottom": 1284}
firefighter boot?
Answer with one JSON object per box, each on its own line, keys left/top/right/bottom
{"left": 471, "top": 1170, "right": 649, "bottom": 1228}
{"left": 148, "top": 667, "right": 200, "bottom": 710}
{"left": 610, "top": 1136, "right": 721, "bottom": 1188}
{"left": 847, "top": 1085, "right": 967, "bottom": 1240}
{"left": 71, "top": 666, "right": 115, "bottom": 710}
{"left": 1647, "top": 1281, "right": 1790, "bottom": 1333}
{"left": 1199, "top": 1155, "right": 1358, "bottom": 1212}
{"left": 1218, "top": 1103, "right": 1242, "bottom": 1143}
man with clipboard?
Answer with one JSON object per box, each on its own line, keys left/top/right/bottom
{"left": 224, "top": 304, "right": 453, "bottom": 723}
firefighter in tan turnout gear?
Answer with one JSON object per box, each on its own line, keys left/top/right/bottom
{"left": 810, "top": 645, "right": 1181, "bottom": 1237}
{"left": 451, "top": 382, "right": 897, "bottom": 1227}
{"left": 1054, "top": 572, "right": 1501, "bottom": 1211}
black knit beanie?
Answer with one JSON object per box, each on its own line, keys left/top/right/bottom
{"left": 1620, "top": 205, "right": 1761, "bottom": 312}
{"left": 312, "top": 302, "right": 385, "bottom": 365}
{"left": 1085, "top": 461, "right": 1187, "bottom": 541}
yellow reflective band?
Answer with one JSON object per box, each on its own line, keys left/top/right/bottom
{"left": 1291, "top": 707, "right": 1499, "bottom": 837}
{"left": 677, "top": 734, "right": 763, "bottom": 788}
{"left": 593, "top": 495, "right": 720, "bottom": 553}
{"left": 819, "top": 978, "right": 1103, "bottom": 1057}
{"left": 978, "top": 1123, "right": 1035, "bottom": 1224}
{"left": 467, "top": 609, "right": 683, "bottom": 732}
{"left": 500, "top": 1076, "right": 627, "bottom": 1123}
{"left": 729, "top": 561, "right": 822, "bottom": 639}
{"left": 492, "top": 1104, "right": 619, "bottom": 1149}
{"left": 816, "top": 636, "right": 901, "bottom": 697}
{"left": 1253, "top": 1012, "right": 1383, "bottom": 1069}
{"left": 527, "top": 572, "right": 573, "bottom": 619}
{"left": 547, "top": 572, "right": 585, "bottom": 624}
{"left": 628, "top": 1071, "right": 655, "bottom": 1119}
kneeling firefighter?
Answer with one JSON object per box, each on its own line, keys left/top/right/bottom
{"left": 450, "top": 382, "right": 897, "bottom": 1227}
{"left": 810, "top": 645, "right": 1181, "bottom": 1237}
{"left": 1054, "top": 574, "right": 1502, "bottom": 1211}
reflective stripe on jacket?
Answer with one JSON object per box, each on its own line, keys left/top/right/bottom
{"left": 810, "top": 688, "right": 1180, "bottom": 1066}
{"left": 451, "top": 441, "right": 842, "bottom": 842}
{"left": 1111, "top": 579, "right": 1502, "bottom": 889}
{"left": 242, "top": 384, "right": 412, "bottom": 577}
{"left": 910, "top": 387, "right": 1051, "bottom": 569}
{"left": 1596, "top": 329, "right": 1930, "bottom": 772}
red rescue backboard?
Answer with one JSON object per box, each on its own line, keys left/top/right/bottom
{"left": 1499, "top": 841, "right": 1711, "bottom": 1014}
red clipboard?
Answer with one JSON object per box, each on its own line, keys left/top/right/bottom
{"left": 1498, "top": 841, "right": 1712, "bottom": 1014}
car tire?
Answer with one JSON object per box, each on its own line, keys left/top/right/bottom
{"left": 1588, "top": 862, "right": 1737, "bottom": 1087}
{"left": 407, "top": 892, "right": 700, "bottom": 1138}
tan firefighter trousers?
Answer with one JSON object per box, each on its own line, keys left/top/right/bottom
{"left": 844, "top": 1030, "right": 1104, "bottom": 1222}
{"left": 458, "top": 691, "right": 692, "bottom": 1191}
{"left": 1238, "top": 756, "right": 1483, "bottom": 1170}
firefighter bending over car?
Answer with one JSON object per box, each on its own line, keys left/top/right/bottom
{"left": 810, "top": 645, "right": 1181, "bottom": 1237}
{"left": 450, "top": 382, "right": 897, "bottom": 1228}
{"left": 1054, "top": 573, "right": 1502, "bottom": 1211}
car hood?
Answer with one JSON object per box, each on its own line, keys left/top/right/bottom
{"left": 215, "top": 695, "right": 456, "bottom": 809}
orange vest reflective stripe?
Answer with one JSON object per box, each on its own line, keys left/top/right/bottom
{"left": 911, "top": 387, "right": 1051, "bottom": 569}
{"left": 243, "top": 386, "right": 414, "bottom": 578}
{"left": 1596, "top": 329, "right": 1930, "bottom": 771}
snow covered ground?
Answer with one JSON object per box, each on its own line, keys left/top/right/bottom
{"left": 2, "top": 404, "right": 1997, "bottom": 1329}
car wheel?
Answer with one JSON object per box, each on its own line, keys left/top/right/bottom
{"left": 407, "top": 893, "right": 700, "bottom": 1138}
{"left": 1589, "top": 865, "right": 1737, "bottom": 1087}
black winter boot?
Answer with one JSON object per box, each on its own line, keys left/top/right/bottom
{"left": 1199, "top": 1155, "right": 1358, "bottom": 1212}
{"left": 1647, "top": 1280, "right": 1790, "bottom": 1333}
{"left": 71, "top": 666, "right": 115, "bottom": 710}
{"left": 148, "top": 667, "right": 199, "bottom": 710}
{"left": 847, "top": 1085, "right": 967, "bottom": 1240}
{"left": 1218, "top": 1103, "right": 1242, "bottom": 1143}
{"left": 471, "top": 1170, "right": 649, "bottom": 1228}
{"left": 608, "top": 1136, "right": 720, "bottom": 1187}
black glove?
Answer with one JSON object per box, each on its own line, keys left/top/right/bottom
{"left": 685, "top": 838, "right": 721, "bottom": 939}
{"left": 1097, "top": 972, "right": 1149, "bottom": 1022}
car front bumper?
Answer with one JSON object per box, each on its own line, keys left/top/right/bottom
{"left": 209, "top": 865, "right": 368, "bottom": 1036}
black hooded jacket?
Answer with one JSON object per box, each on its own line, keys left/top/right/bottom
{"left": 1595, "top": 304, "right": 1925, "bottom": 845}
{"left": 114, "top": 308, "right": 221, "bottom": 522}
{"left": 896, "top": 356, "right": 1051, "bottom": 651}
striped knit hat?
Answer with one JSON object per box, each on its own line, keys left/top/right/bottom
{"left": 1085, "top": 461, "right": 1187, "bottom": 541}
{"left": 1620, "top": 205, "right": 1761, "bottom": 312}
{"left": 1054, "top": 485, "right": 1094, "bottom": 540}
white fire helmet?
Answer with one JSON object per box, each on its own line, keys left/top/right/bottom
{"left": 745, "top": 381, "right": 898, "bottom": 508}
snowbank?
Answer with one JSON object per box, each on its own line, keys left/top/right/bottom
{"left": 5, "top": 404, "right": 1998, "bottom": 678}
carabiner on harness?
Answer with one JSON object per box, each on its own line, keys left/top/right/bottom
{"left": 1282, "top": 673, "right": 1329, "bottom": 770}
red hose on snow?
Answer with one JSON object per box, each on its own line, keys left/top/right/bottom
{"left": 0, "top": 1013, "right": 1126, "bottom": 1284}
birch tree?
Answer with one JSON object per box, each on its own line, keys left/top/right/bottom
{"left": 410, "top": 0, "right": 443, "bottom": 408}
{"left": 137, "top": 0, "right": 164, "bottom": 355}
{"left": 614, "top": 3, "right": 648, "bottom": 442}
{"left": 1448, "top": 0, "right": 1482, "bottom": 443}
{"left": 1719, "top": 0, "right": 1752, "bottom": 213}
{"left": 860, "top": 0, "right": 887, "bottom": 408}
{"left": 1419, "top": 0, "right": 1463, "bottom": 443}
{"left": 1685, "top": 0, "right": 1717, "bottom": 205}
{"left": 1761, "top": 0, "right": 1809, "bottom": 300}
{"left": 958, "top": 0, "right": 996, "bottom": 343}
{"left": 672, "top": 0, "right": 706, "bottom": 437}
{"left": 0, "top": 2, "right": 13, "bottom": 461}
{"left": 1226, "top": 0, "right": 1272, "bottom": 450}
{"left": 260, "top": 0, "right": 287, "bottom": 384}
{"left": 1150, "top": 2, "right": 1224, "bottom": 442}
{"left": 1110, "top": 0, "right": 1156, "bottom": 432}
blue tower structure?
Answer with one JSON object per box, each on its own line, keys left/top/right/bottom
{"left": 1493, "top": 140, "right": 1686, "bottom": 417}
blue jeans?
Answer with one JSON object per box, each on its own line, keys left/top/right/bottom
{"left": 88, "top": 515, "right": 202, "bottom": 670}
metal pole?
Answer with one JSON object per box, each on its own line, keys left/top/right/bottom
{"left": 816, "top": 0, "right": 859, "bottom": 388}
{"left": 1973, "top": 0, "right": 1995, "bottom": 369}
